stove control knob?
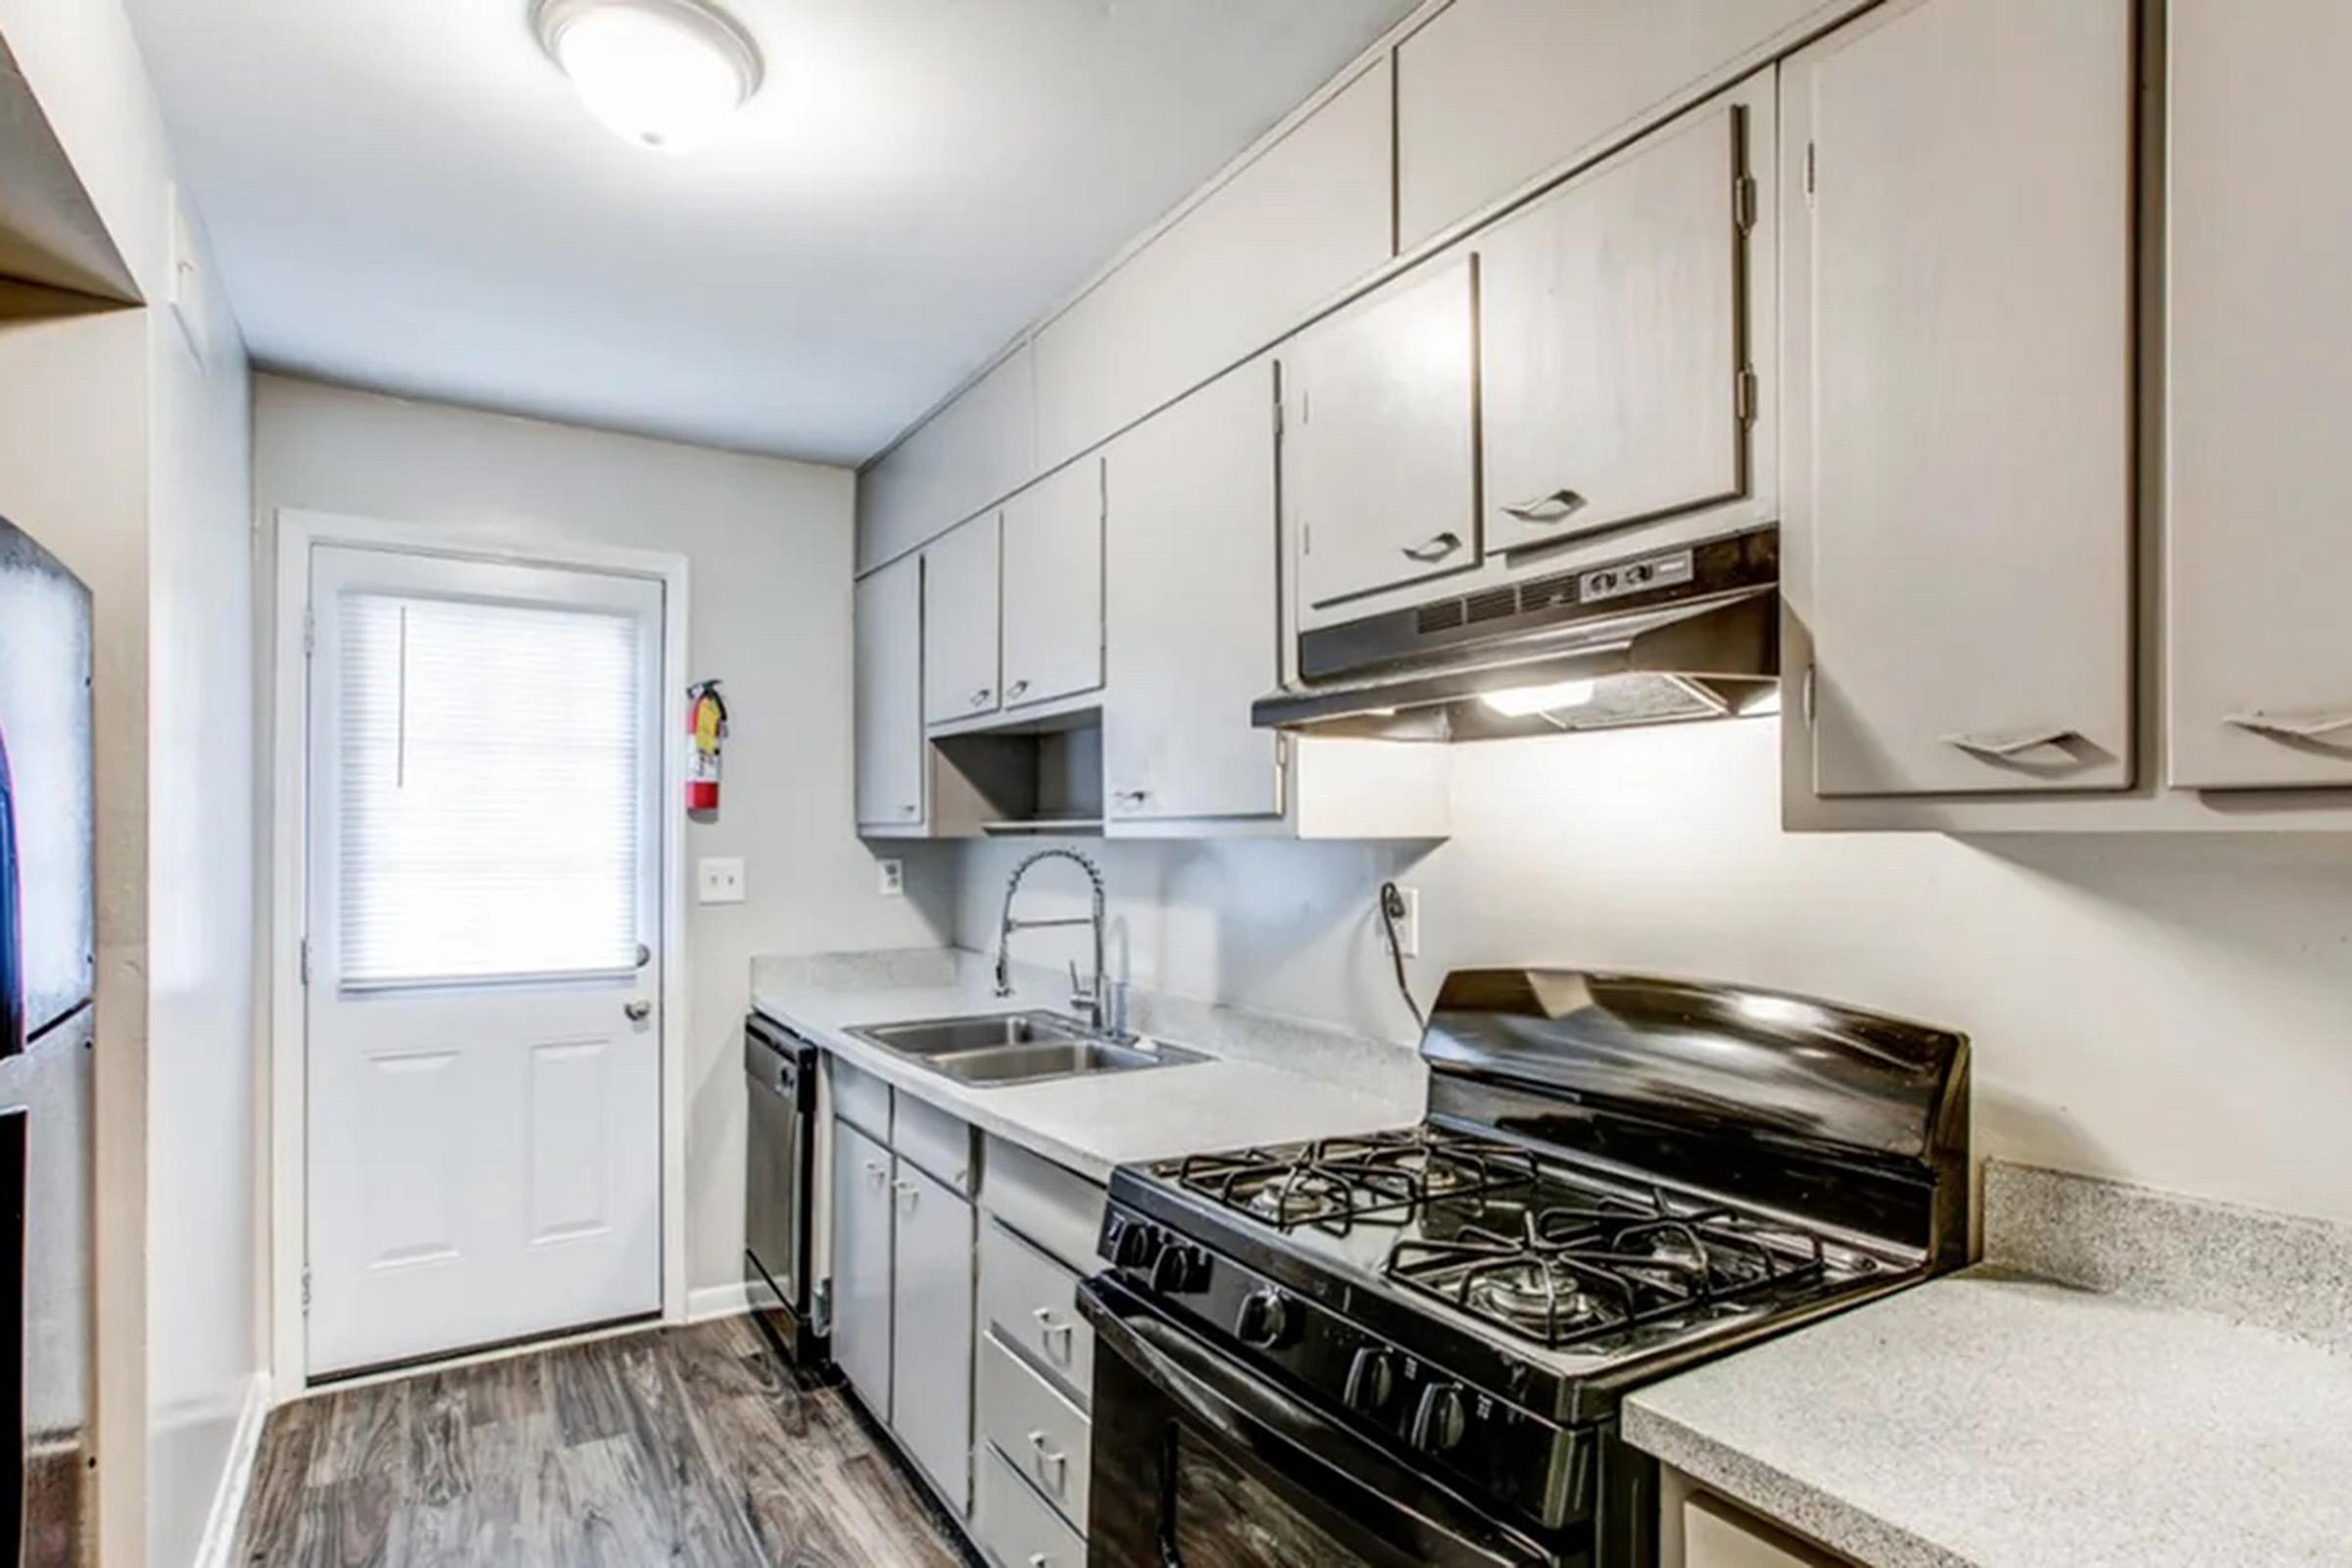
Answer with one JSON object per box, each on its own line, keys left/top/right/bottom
{"left": 1342, "top": 1348, "right": 1396, "bottom": 1415}
{"left": 1109, "top": 1217, "right": 1161, "bottom": 1270}
{"left": 1235, "top": 1288, "right": 1292, "bottom": 1348}
{"left": 1150, "top": 1242, "right": 1208, "bottom": 1295}
{"left": 1410, "top": 1383, "right": 1470, "bottom": 1455}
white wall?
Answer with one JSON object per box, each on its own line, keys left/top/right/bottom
{"left": 956, "top": 719, "right": 2352, "bottom": 1228}
{"left": 142, "top": 278, "right": 256, "bottom": 1563}
{"left": 251, "top": 375, "right": 957, "bottom": 1306}
{"left": 0, "top": 5, "right": 260, "bottom": 1561}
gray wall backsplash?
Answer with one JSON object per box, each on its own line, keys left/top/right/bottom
{"left": 955, "top": 718, "right": 2352, "bottom": 1229}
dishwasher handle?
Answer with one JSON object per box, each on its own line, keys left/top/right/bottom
{"left": 745, "top": 1014, "right": 818, "bottom": 1112}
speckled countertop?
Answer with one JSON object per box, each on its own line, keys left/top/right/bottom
{"left": 749, "top": 947, "right": 1425, "bottom": 1183}
{"left": 1625, "top": 1162, "right": 2352, "bottom": 1568}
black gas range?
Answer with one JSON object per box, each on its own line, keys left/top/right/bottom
{"left": 1077, "top": 968, "right": 1969, "bottom": 1568}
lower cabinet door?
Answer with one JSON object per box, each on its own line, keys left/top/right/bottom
{"left": 831, "top": 1119, "right": 895, "bottom": 1418}
{"left": 891, "top": 1157, "right": 976, "bottom": 1515}
{"left": 976, "top": 1443, "right": 1087, "bottom": 1568}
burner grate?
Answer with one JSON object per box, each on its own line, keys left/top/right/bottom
{"left": 1385, "top": 1187, "right": 1833, "bottom": 1348}
{"left": 1172, "top": 1128, "right": 1540, "bottom": 1235}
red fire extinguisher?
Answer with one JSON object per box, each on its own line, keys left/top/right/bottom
{"left": 687, "top": 680, "right": 726, "bottom": 814}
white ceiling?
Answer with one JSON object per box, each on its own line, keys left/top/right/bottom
{"left": 123, "top": 0, "right": 1418, "bottom": 466}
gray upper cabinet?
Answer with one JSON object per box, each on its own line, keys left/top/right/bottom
{"left": 854, "top": 554, "right": 925, "bottom": 829}
{"left": 2168, "top": 0, "right": 2352, "bottom": 790}
{"left": 1104, "top": 360, "right": 1285, "bottom": 824}
{"left": 1787, "top": 0, "right": 2134, "bottom": 798}
{"left": 1395, "top": 0, "right": 1838, "bottom": 251}
{"left": 1283, "top": 255, "right": 1483, "bottom": 612}
{"left": 858, "top": 345, "right": 1036, "bottom": 575}
{"left": 1001, "top": 459, "right": 1104, "bottom": 712}
{"left": 922, "top": 514, "right": 1002, "bottom": 726}
{"left": 1031, "top": 59, "right": 1394, "bottom": 471}
{"left": 1478, "top": 95, "right": 1752, "bottom": 561}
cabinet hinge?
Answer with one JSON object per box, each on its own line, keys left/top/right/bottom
{"left": 299, "top": 938, "right": 311, "bottom": 987}
{"left": 1272, "top": 390, "right": 1284, "bottom": 438}
{"left": 302, "top": 610, "right": 316, "bottom": 659}
{"left": 301, "top": 1267, "right": 312, "bottom": 1313}
{"left": 1735, "top": 366, "right": 1758, "bottom": 425}
{"left": 1735, "top": 172, "right": 1758, "bottom": 234}
{"left": 1802, "top": 665, "right": 1818, "bottom": 727}
{"left": 1804, "top": 141, "right": 1817, "bottom": 206}
{"left": 1300, "top": 521, "right": 1312, "bottom": 557}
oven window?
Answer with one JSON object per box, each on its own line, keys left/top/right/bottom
{"left": 1167, "top": 1424, "right": 1380, "bottom": 1568}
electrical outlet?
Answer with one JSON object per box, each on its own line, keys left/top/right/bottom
{"left": 697, "top": 857, "right": 747, "bottom": 905}
{"left": 1391, "top": 885, "right": 1422, "bottom": 957}
{"left": 876, "top": 858, "right": 906, "bottom": 898}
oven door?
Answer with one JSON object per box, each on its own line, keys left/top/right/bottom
{"left": 1080, "top": 1275, "right": 1585, "bottom": 1568}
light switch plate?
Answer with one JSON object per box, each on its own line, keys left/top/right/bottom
{"left": 876, "top": 858, "right": 906, "bottom": 897}
{"left": 697, "top": 857, "right": 747, "bottom": 905}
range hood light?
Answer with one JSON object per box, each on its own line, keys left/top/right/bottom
{"left": 1479, "top": 678, "right": 1599, "bottom": 718}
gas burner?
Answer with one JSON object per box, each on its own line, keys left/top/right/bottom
{"left": 1466, "top": 1265, "right": 1613, "bottom": 1336}
{"left": 1170, "top": 1127, "right": 1540, "bottom": 1235}
{"left": 1386, "top": 1190, "right": 1832, "bottom": 1348}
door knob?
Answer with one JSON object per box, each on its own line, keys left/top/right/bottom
{"left": 623, "top": 1000, "right": 652, "bottom": 1022}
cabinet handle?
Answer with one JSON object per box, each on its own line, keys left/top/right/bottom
{"left": 1005, "top": 678, "right": 1030, "bottom": 701}
{"left": 1114, "top": 789, "right": 1149, "bottom": 808}
{"left": 2226, "top": 710, "right": 2352, "bottom": 743}
{"left": 969, "top": 687, "right": 993, "bottom": 709}
{"left": 894, "top": 1180, "right": 918, "bottom": 1211}
{"left": 1500, "top": 488, "right": 1588, "bottom": 524}
{"left": 1026, "top": 1556, "right": 1050, "bottom": 1568}
{"left": 1031, "top": 1305, "right": 1074, "bottom": 1355}
{"left": 1399, "top": 531, "right": 1463, "bottom": 564}
{"left": 1940, "top": 729, "right": 2083, "bottom": 761}
{"left": 901, "top": 802, "right": 919, "bottom": 818}
{"left": 1027, "top": 1429, "right": 1068, "bottom": 1482}
{"left": 863, "top": 1159, "right": 888, "bottom": 1184}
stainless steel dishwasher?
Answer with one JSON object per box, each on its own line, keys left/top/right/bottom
{"left": 744, "top": 1012, "right": 828, "bottom": 1365}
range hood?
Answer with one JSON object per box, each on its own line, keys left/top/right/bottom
{"left": 1252, "top": 528, "right": 1780, "bottom": 743}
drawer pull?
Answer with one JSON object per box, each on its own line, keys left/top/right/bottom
{"left": 1399, "top": 531, "right": 1463, "bottom": 564}
{"left": 1940, "top": 728, "right": 2083, "bottom": 761}
{"left": 863, "top": 1159, "right": 888, "bottom": 1185}
{"left": 894, "top": 1180, "right": 919, "bottom": 1212}
{"left": 1027, "top": 1429, "right": 1069, "bottom": 1483}
{"left": 1005, "top": 678, "right": 1030, "bottom": 701}
{"left": 1030, "top": 1305, "right": 1075, "bottom": 1356}
{"left": 2226, "top": 710, "right": 2352, "bottom": 743}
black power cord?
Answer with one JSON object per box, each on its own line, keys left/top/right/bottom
{"left": 1378, "top": 880, "right": 1426, "bottom": 1033}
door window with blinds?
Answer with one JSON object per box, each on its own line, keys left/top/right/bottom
{"left": 333, "top": 583, "right": 652, "bottom": 990}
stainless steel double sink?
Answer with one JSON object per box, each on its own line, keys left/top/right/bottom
{"left": 848, "top": 1010, "right": 1206, "bottom": 1088}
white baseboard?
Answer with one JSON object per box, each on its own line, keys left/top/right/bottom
{"left": 684, "top": 1277, "right": 778, "bottom": 1325}
{"left": 192, "top": 1372, "right": 271, "bottom": 1568}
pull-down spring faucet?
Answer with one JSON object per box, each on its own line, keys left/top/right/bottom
{"left": 993, "top": 848, "right": 1125, "bottom": 1037}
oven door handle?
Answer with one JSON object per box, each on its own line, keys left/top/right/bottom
{"left": 1079, "top": 1277, "right": 1543, "bottom": 1568}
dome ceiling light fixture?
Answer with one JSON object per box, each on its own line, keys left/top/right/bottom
{"left": 532, "top": 0, "right": 764, "bottom": 152}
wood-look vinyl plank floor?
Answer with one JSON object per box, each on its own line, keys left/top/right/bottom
{"left": 232, "top": 1318, "right": 968, "bottom": 1568}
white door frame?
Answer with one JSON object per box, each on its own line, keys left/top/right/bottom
{"left": 267, "top": 507, "right": 692, "bottom": 1392}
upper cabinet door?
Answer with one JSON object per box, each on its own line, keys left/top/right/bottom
{"left": 854, "top": 555, "right": 925, "bottom": 828}
{"left": 1105, "top": 362, "right": 1285, "bottom": 824}
{"left": 1284, "top": 257, "right": 1483, "bottom": 612}
{"left": 1000, "top": 459, "right": 1104, "bottom": 711}
{"left": 1788, "top": 0, "right": 2134, "bottom": 798}
{"left": 922, "top": 514, "right": 1002, "bottom": 726}
{"left": 2168, "top": 0, "right": 2352, "bottom": 789}
{"left": 1480, "top": 99, "right": 1751, "bottom": 560}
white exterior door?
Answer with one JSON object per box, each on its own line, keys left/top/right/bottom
{"left": 304, "top": 544, "right": 665, "bottom": 1377}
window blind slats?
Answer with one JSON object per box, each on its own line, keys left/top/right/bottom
{"left": 338, "top": 592, "right": 642, "bottom": 988}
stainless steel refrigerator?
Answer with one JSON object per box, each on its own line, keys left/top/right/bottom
{"left": 0, "top": 516, "right": 94, "bottom": 1568}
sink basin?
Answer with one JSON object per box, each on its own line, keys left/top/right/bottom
{"left": 850, "top": 1010, "right": 1207, "bottom": 1087}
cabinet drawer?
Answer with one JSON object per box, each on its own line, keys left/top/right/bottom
{"left": 979, "top": 1136, "right": 1106, "bottom": 1273}
{"left": 978, "top": 1332, "right": 1091, "bottom": 1533}
{"left": 980, "top": 1217, "right": 1094, "bottom": 1406}
{"left": 976, "top": 1443, "right": 1087, "bottom": 1568}
{"left": 894, "top": 1092, "right": 974, "bottom": 1194}
{"left": 832, "top": 1057, "right": 891, "bottom": 1142}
